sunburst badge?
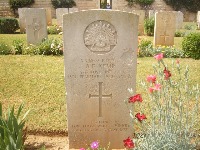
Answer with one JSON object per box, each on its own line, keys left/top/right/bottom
{"left": 84, "top": 20, "right": 117, "bottom": 55}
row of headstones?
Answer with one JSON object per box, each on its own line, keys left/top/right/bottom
{"left": 18, "top": 8, "right": 79, "bottom": 45}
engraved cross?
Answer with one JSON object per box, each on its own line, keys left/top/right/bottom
{"left": 89, "top": 82, "right": 112, "bottom": 117}
{"left": 28, "top": 18, "right": 43, "bottom": 40}
{"left": 160, "top": 31, "right": 169, "bottom": 45}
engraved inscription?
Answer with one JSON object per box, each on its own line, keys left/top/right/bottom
{"left": 89, "top": 82, "right": 112, "bottom": 117}
{"left": 28, "top": 18, "right": 43, "bottom": 40}
{"left": 84, "top": 20, "right": 117, "bottom": 54}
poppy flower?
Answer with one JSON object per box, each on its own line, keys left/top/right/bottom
{"left": 129, "top": 94, "right": 142, "bottom": 103}
{"left": 123, "top": 137, "right": 135, "bottom": 148}
{"left": 90, "top": 141, "right": 99, "bottom": 149}
{"left": 135, "top": 113, "right": 147, "bottom": 122}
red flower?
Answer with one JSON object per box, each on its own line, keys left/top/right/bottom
{"left": 163, "top": 68, "right": 171, "bottom": 80}
{"left": 135, "top": 113, "right": 147, "bottom": 122}
{"left": 129, "top": 94, "right": 142, "bottom": 103}
{"left": 154, "top": 53, "right": 163, "bottom": 61}
{"left": 123, "top": 137, "right": 135, "bottom": 148}
{"left": 147, "top": 75, "right": 156, "bottom": 83}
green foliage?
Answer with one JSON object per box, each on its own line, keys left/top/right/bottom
{"left": 182, "top": 32, "right": 200, "bottom": 60}
{"left": 12, "top": 39, "right": 25, "bottom": 55}
{"left": 126, "top": 0, "right": 154, "bottom": 7}
{"left": 24, "top": 38, "right": 63, "bottom": 55}
{"left": 9, "top": 0, "right": 34, "bottom": 14}
{"left": 184, "top": 24, "right": 197, "bottom": 30}
{"left": 47, "top": 25, "right": 62, "bottom": 35}
{"left": 51, "top": 0, "right": 76, "bottom": 9}
{"left": 174, "top": 30, "right": 185, "bottom": 37}
{"left": 0, "top": 42, "right": 12, "bottom": 55}
{"left": 163, "top": 0, "right": 200, "bottom": 13}
{"left": 144, "top": 17, "right": 154, "bottom": 36}
{"left": 138, "top": 39, "right": 153, "bottom": 57}
{"left": 0, "top": 103, "right": 29, "bottom": 150}
{"left": 0, "top": 18, "right": 19, "bottom": 34}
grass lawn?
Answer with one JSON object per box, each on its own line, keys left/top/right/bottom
{"left": 0, "top": 55, "right": 200, "bottom": 132}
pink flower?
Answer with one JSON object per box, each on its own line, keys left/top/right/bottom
{"left": 154, "top": 53, "right": 163, "bottom": 61}
{"left": 129, "top": 94, "right": 142, "bottom": 103}
{"left": 80, "top": 148, "right": 85, "bottom": 150}
{"left": 154, "top": 83, "right": 161, "bottom": 91}
{"left": 149, "top": 87, "right": 154, "bottom": 93}
{"left": 90, "top": 141, "right": 99, "bottom": 149}
{"left": 176, "top": 59, "right": 180, "bottom": 64}
{"left": 147, "top": 75, "right": 156, "bottom": 83}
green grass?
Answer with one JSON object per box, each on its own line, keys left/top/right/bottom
{"left": 0, "top": 56, "right": 200, "bottom": 132}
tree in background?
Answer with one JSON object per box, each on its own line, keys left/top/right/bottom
{"left": 51, "top": 0, "right": 76, "bottom": 10}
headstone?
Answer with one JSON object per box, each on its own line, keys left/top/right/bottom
{"left": 25, "top": 8, "right": 47, "bottom": 45}
{"left": 154, "top": 11, "right": 176, "bottom": 46}
{"left": 175, "top": 11, "right": 183, "bottom": 29}
{"left": 63, "top": 10, "right": 138, "bottom": 149}
{"left": 149, "top": 10, "right": 159, "bottom": 19}
{"left": 197, "top": 11, "right": 200, "bottom": 30}
{"left": 56, "top": 8, "right": 78, "bottom": 27}
{"left": 45, "top": 7, "right": 52, "bottom": 26}
{"left": 18, "top": 8, "right": 28, "bottom": 33}
{"left": 132, "top": 10, "right": 145, "bottom": 35}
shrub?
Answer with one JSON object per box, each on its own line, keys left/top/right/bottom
{"left": 0, "top": 103, "right": 29, "bottom": 150}
{"left": 51, "top": 0, "right": 76, "bottom": 9}
{"left": 138, "top": 39, "right": 153, "bottom": 57}
{"left": 144, "top": 17, "right": 154, "bottom": 36}
{"left": 47, "top": 25, "right": 62, "bottom": 34}
{"left": 9, "top": 0, "right": 34, "bottom": 15}
{"left": 12, "top": 39, "right": 25, "bottom": 55}
{"left": 24, "top": 38, "right": 63, "bottom": 55}
{"left": 184, "top": 24, "right": 196, "bottom": 30}
{"left": 0, "top": 18, "right": 19, "bottom": 34}
{"left": 182, "top": 32, "right": 200, "bottom": 59}
{"left": 0, "top": 42, "right": 12, "bottom": 55}
{"left": 126, "top": 0, "right": 154, "bottom": 7}
{"left": 174, "top": 30, "right": 185, "bottom": 37}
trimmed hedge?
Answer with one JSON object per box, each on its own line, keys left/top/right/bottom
{"left": 0, "top": 18, "right": 19, "bottom": 34}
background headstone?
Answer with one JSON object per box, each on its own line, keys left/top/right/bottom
{"left": 197, "top": 11, "right": 200, "bottom": 30}
{"left": 63, "top": 10, "right": 138, "bottom": 149}
{"left": 45, "top": 7, "right": 52, "bottom": 26}
{"left": 175, "top": 11, "right": 183, "bottom": 29}
{"left": 149, "top": 10, "right": 159, "bottom": 19}
{"left": 18, "top": 8, "right": 27, "bottom": 33}
{"left": 154, "top": 11, "right": 176, "bottom": 46}
{"left": 56, "top": 8, "right": 78, "bottom": 27}
{"left": 25, "top": 8, "right": 47, "bottom": 45}
{"left": 132, "top": 10, "right": 145, "bottom": 35}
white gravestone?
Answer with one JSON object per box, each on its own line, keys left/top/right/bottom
{"left": 25, "top": 8, "right": 47, "bottom": 45}
{"left": 175, "top": 11, "right": 183, "bottom": 29}
{"left": 63, "top": 10, "right": 138, "bottom": 149}
{"left": 56, "top": 8, "right": 78, "bottom": 27}
{"left": 45, "top": 7, "right": 52, "bottom": 26}
{"left": 132, "top": 10, "right": 145, "bottom": 35}
{"left": 18, "top": 8, "right": 28, "bottom": 33}
{"left": 154, "top": 11, "right": 176, "bottom": 46}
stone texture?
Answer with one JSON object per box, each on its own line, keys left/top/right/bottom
{"left": 45, "top": 7, "right": 52, "bottom": 26}
{"left": 132, "top": 10, "right": 145, "bottom": 35}
{"left": 25, "top": 8, "right": 47, "bottom": 45}
{"left": 197, "top": 11, "right": 200, "bottom": 30}
{"left": 63, "top": 10, "right": 138, "bottom": 149}
{"left": 18, "top": 8, "right": 28, "bottom": 33}
{"left": 56, "top": 8, "right": 78, "bottom": 27}
{"left": 154, "top": 11, "right": 176, "bottom": 46}
{"left": 175, "top": 11, "right": 183, "bottom": 29}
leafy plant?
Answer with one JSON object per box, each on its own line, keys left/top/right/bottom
{"left": 182, "top": 32, "right": 200, "bottom": 59}
{"left": 9, "top": 0, "right": 34, "bottom": 15}
{"left": 144, "top": 17, "right": 154, "bottom": 36}
{"left": 163, "top": 0, "right": 200, "bottom": 13}
{"left": 126, "top": 0, "right": 154, "bottom": 7}
{"left": 184, "top": 24, "right": 196, "bottom": 30}
{"left": 0, "top": 18, "right": 19, "bottom": 34}
{"left": 125, "top": 54, "right": 200, "bottom": 149}
{"left": 0, "top": 42, "right": 12, "bottom": 55}
{"left": 174, "top": 30, "right": 185, "bottom": 37}
{"left": 0, "top": 103, "right": 30, "bottom": 150}
{"left": 138, "top": 39, "right": 153, "bottom": 57}
{"left": 51, "top": 0, "right": 76, "bottom": 9}
{"left": 12, "top": 39, "right": 25, "bottom": 55}
{"left": 47, "top": 25, "right": 62, "bottom": 35}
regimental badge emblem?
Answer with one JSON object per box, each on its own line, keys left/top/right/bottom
{"left": 84, "top": 20, "right": 117, "bottom": 55}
